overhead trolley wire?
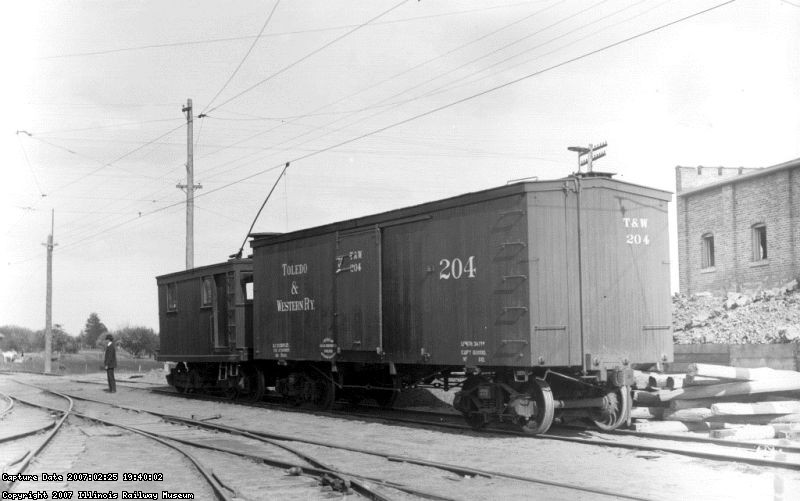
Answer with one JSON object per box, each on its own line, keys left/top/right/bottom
{"left": 28, "top": 122, "right": 186, "bottom": 196}
{"left": 201, "top": 0, "right": 281, "bottom": 114}
{"left": 223, "top": 0, "right": 615, "bottom": 168}
{"left": 194, "top": 0, "right": 566, "bottom": 170}
{"left": 229, "top": 0, "right": 739, "bottom": 241}
{"left": 37, "top": 1, "right": 543, "bottom": 60}
{"left": 50, "top": 0, "right": 738, "bottom": 256}
{"left": 383, "top": 0, "right": 659, "bottom": 109}
{"left": 203, "top": 0, "right": 412, "bottom": 115}
{"left": 16, "top": 132, "right": 45, "bottom": 197}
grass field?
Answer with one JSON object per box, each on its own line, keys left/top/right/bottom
{"left": 0, "top": 349, "right": 163, "bottom": 375}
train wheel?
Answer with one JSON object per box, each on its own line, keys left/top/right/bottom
{"left": 371, "top": 375, "right": 400, "bottom": 409}
{"left": 178, "top": 368, "right": 199, "bottom": 394}
{"left": 307, "top": 373, "right": 336, "bottom": 410}
{"left": 222, "top": 386, "right": 239, "bottom": 400}
{"left": 592, "top": 385, "right": 631, "bottom": 431}
{"left": 459, "top": 376, "right": 489, "bottom": 430}
{"left": 518, "top": 379, "right": 555, "bottom": 435}
{"left": 243, "top": 367, "right": 265, "bottom": 402}
{"left": 173, "top": 364, "right": 189, "bottom": 393}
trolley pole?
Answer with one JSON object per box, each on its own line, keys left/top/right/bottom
{"left": 177, "top": 99, "right": 201, "bottom": 270}
{"left": 43, "top": 209, "right": 56, "bottom": 374}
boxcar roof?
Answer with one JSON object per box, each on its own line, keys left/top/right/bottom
{"left": 156, "top": 258, "right": 252, "bottom": 283}
{"left": 250, "top": 175, "right": 671, "bottom": 247}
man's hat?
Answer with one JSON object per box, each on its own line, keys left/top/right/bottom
{"left": 105, "top": 334, "right": 113, "bottom": 340}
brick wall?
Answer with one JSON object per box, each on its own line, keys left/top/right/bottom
{"left": 676, "top": 166, "right": 761, "bottom": 193}
{"left": 677, "top": 162, "right": 800, "bottom": 295}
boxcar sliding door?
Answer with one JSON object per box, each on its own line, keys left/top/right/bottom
{"left": 335, "top": 227, "right": 382, "bottom": 353}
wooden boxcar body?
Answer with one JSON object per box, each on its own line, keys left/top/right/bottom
{"left": 250, "top": 175, "right": 672, "bottom": 372}
{"left": 158, "top": 174, "right": 673, "bottom": 432}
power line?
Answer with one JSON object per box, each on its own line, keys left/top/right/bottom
{"left": 42, "top": 123, "right": 185, "bottom": 195}
{"left": 222, "top": 0, "right": 739, "bottom": 238}
{"left": 192, "top": 0, "right": 566, "bottom": 176}
{"left": 388, "top": 0, "right": 662, "bottom": 109}
{"left": 204, "top": 0, "right": 412, "bottom": 114}
{"left": 16, "top": 132, "right": 45, "bottom": 197}
{"left": 32, "top": 117, "right": 182, "bottom": 136}
{"left": 202, "top": 0, "right": 282, "bottom": 114}
{"left": 37, "top": 1, "right": 543, "bottom": 60}
{"left": 52, "top": 0, "right": 738, "bottom": 254}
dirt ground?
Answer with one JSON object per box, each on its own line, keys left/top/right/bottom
{"left": 2, "top": 372, "right": 799, "bottom": 501}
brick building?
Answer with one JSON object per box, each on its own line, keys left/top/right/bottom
{"left": 676, "top": 157, "right": 800, "bottom": 295}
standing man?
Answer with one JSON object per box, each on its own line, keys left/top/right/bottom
{"left": 104, "top": 334, "right": 117, "bottom": 393}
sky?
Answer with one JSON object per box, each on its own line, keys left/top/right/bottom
{"left": 1, "top": 0, "right": 798, "bottom": 335}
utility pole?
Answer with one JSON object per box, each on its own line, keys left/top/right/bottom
{"left": 42, "top": 209, "right": 56, "bottom": 374}
{"left": 568, "top": 141, "right": 607, "bottom": 173}
{"left": 177, "top": 99, "right": 201, "bottom": 269}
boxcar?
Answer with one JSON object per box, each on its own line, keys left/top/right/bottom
{"left": 248, "top": 173, "right": 673, "bottom": 432}
{"left": 156, "top": 259, "right": 263, "bottom": 398}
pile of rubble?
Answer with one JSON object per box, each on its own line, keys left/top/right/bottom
{"left": 673, "top": 280, "right": 800, "bottom": 344}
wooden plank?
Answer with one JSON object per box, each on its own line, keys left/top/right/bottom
{"left": 687, "top": 363, "right": 800, "bottom": 381}
{"left": 705, "top": 414, "right": 800, "bottom": 425}
{"left": 674, "top": 344, "right": 730, "bottom": 355}
{"left": 658, "top": 377, "right": 800, "bottom": 402}
{"left": 632, "top": 390, "right": 664, "bottom": 406}
{"left": 633, "top": 370, "right": 651, "bottom": 390}
{"left": 662, "top": 408, "right": 714, "bottom": 422}
{"left": 729, "top": 344, "right": 796, "bottom": 358}
{"left": 710, "top": 425, "right": 775, "bottom": 441}
{"left": 633, "top": 421, "right": 713, "bottom": 433}
{"left": 630, "top": 407, "right": 663, "bottom": 420}
{"left": 673, "top": 353, "right": 730, "bottom": 364}
{"left": 711, "top": 401, "right": 800, "bottom": 416}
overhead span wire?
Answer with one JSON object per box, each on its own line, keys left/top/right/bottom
{"left": 38, "top": 1, "right": 543, "bottom": 60}
{"left": 194, "top": 0, "right": 643, "bottom": 185}
{"left": 202, "top": 1, "right": 281, "bottom": 114}
{"left": 204, "top": 0, "right": 412, "bottom": 114}
{"left": 35, "top": 122, "right": 185, "bottom": 196}
{"left": 194, "top": 0, "right": 566, "bottom": 168}
{"left": 395, "top": 0, "right": 672, "bottom": 109}
{"left": 52, "top": 0, "right": 738, "bottom": 255}
{"left": 224, "top": 0, "right": 740, "bottom": 240}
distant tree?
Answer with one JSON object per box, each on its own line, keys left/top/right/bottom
{"left": 81, "top": 313, "right": 108, "bottom": 348}
{"left": 115, "top": 326, "right": 159, "bottom": 358}
{"left": 34, "top": 324, "right": 80, "bottom": 354}
{"left": 0, "top": 325, "right": 36, "bottom": 352}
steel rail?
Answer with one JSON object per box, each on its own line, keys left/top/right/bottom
{"left": 3, "top": 388, "right": 73, "bottom": 492}
{"left": 0, "top": 392, "right": 14, "bottom": 417}
{"left": 342, "top": 408, "right": 800, "bottom": 472}
{"left": 52, "top": 386, "right": 653, "bottom": 501}
{"left": 0, "top": 421, "right": 57, "bottom": 445}
{"left": 560, "top": 422, "right": 800, "bottom": 454}
{"left": 56, "top": 396, "right": 445, "bottom": 501}
{"left": 9, "top": 391, "right": 234, "bottom": 501}
{"left": 12, "top": 384, "right": 408, "bottom": 501}
{"left": 82, "top": 380, "right": 800, "bottom": 473}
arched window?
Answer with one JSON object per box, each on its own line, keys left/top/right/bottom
{"left": 751, "top": 223, "right": 767, "bottom": 261}
{"left": 701, "top": 233, "right": 715, "bottom": 269}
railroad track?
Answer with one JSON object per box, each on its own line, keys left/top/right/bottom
{"left": 6, "top": 379, "right": 657, "bottom": 501}
{"left": 128, "top": 381, "right": 800, "bottom": 472}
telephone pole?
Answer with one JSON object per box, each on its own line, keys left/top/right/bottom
{"left": 568, "top": 141, "right": 607, "bottom": 173}
{"left": 177, "top": 99, "right": 201, "bottom": 269}
{"left": 43, "top": 209, "right": 56, "bottom": 374}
